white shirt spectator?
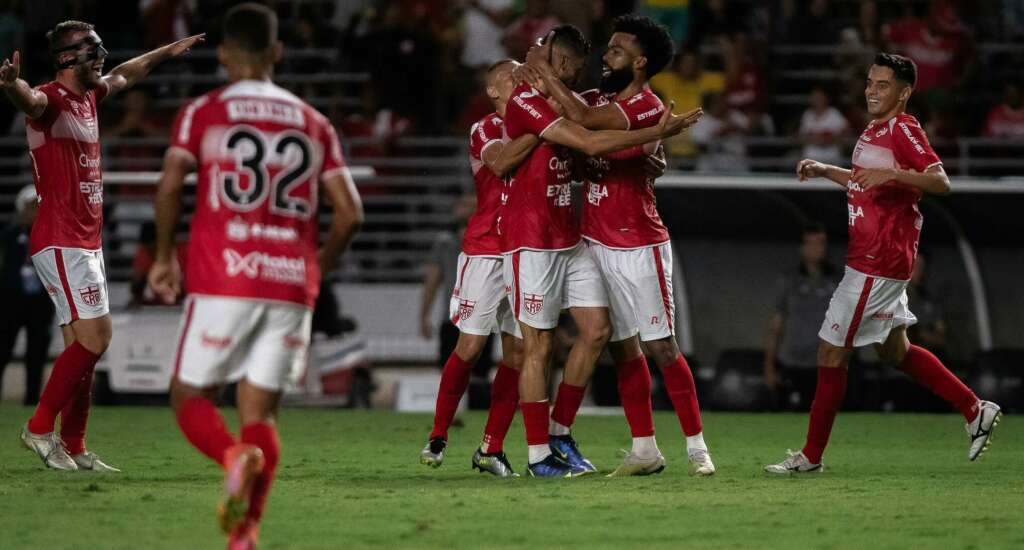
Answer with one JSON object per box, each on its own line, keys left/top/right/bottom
{"left": 799, "top": 106, "right": 849, "bottom": 164}
{"left": 462, "top": 0, "right": 513, "bottom": 68}
{"left": 691, "top": 108, "right": 751, "bottom": 173}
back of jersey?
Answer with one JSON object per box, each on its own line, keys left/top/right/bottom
{"left": 169, "top": 80, "right": 348, "bottom": 307}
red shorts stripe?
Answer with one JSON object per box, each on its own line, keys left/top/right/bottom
{"left": 512, "top": 252, "right": 521, "bottom": 319}
{"left": 451, "top": 257, "right": 472, "bottom": 324}
{"left": 844, "top": 276, "right": 875, "bottom": 347}
{"left": 652, "top": 246, "right": 673, "bottom": 331}
{"left": 172, "top": 298, "right": 197, "bottom": 380}
{"left": 53, "top": 249, "right": 79, "bottom": 322}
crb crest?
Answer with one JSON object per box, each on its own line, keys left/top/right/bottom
{"left": 524, "top": 293, "right": 544, "bottom": 315}
{"left": 457, "top": 299, "right": 476, "bottom": 321}
{"left": 79, "top": 285, "right": 101, "bottom": 307}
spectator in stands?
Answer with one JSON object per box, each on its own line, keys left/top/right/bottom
{"left": 502, "top": 0, "right": 561, "bottom": 61}
{"left": 906, "top": 250, "right": 948, "bottom": 360}
{"left": 722, "top": 33, "right": 766, "bottom": 118}
{"left": 885, "top": 0, "right": 973, "bottom": 93}
{"left": 106, "top": 89, "right": 168, "bottom": 173}
{"left": 797, "top": 85, "right": 850, "bottom": 165}
{"left": 140, "top": 0, "right": 193, "bottom": 50}
{"left": 690, "top": 92, "right": 754, "bottom": 172}
{"left": 651, "top": 50, "right": 725, "bottom": 158}
{"left": 419, "top": 193, "right": 494, "bottom": 375}
{"left": 789, "top": 0, "right": 839, "bottom": 45}
{"left": 983, "top": 83, "right": 1024, "bottom": 140}
{"left": 689, "top": 0, "right": 743, "bottom": 47}
{"left": 459, "top": 0, "right": 515, "bottom": 69}
{"left": 763, "top": 222, "right": 838, "bottom": 410}
{"left": 639, "top": 0, "right": 691, "bottom": 46}
{"left": 0, "top": 186, "right": 54, "bottom": 405}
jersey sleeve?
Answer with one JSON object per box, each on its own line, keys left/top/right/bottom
{"left": 469, "top": 117, "right": 504, "bottom": 161}
{"left": 892, "top": 117, "right": 941, "bottom": 172}
{"left": 30, "top": 86, "right": 63, "bottom": 128}
{"left": 617, "top": 93, "right": 665, "bottom": 131}
{"left": 320, "top": 122, "right": 348, "bottom": 181}
{"left": 168, "top": 97, "right": 207, "bottom": 164}
{"left": 504, "top": 85, "right": 563, "bottom": 139}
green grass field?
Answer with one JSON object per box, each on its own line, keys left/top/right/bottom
{"left": 0, "top": 406, "right": 1020, "bottom": 549}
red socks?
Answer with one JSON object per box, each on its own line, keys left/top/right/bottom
{"left": 481, "top": 364, "right": 519, "bottom": 453}
{"left": 550, "top": 382, "right": 586, "bottom": 431}
{"left": 899, "top": 345, "right": 979, "bottom": 422}
{"left": 241, "top": 422, "right": 279, "bottom": 523}
{"left": 521, "top": 401, "right": 550, "bottom": 446}
{"left": 661, "top": 355, "right": 703, "bottom": 436}
{"left": 59, "top": 366, "right": 96, "bottom": 455}
{"left": 429, "top": 353, "right": 474, "bottom": 440}
{"left": 802, "top": 367, "right": 848, "bottom": 464}
{"left": 28, "top": 341, "right": 100, "bottom": 435}
{"left": 616, "top": 356, "right": 654, "bottom": 437}
{"left": 176, "top": 396, "right": 237, "bottom": 466}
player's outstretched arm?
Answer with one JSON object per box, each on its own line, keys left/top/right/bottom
{"left": 542, "top": 101, "right": 701, "bottom": 157}
{"left": 318, "top": 169, "right": 364, "bottom": 277}
{"left": 102, "top": 34, "right": 205, "bottom": 101}
{"left": 483, "top": 134, "right": 540, "bottom": 178}
{"left": 796, "top": 158, "right": 851, "bottom": 188}
{"left": 149, "top": 148, "right": 194, "bottom": 304}
{"left": 526, "top": 47, "right": 627, "bottom": 131}
{"left": 852, "top": 164, "right": 951, "bottom": 195}
{"left": 0, "top": 51, "right": 47, "bottom": 118}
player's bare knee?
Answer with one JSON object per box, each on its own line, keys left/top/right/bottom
{"left": 817, "top": 340, "right": 850, "bottom": 368}
{"left": 454, "top": 334, "right": 487, "bottom": 364}
{"left": 645, "top": 338, "right": 679, "bottom": 367}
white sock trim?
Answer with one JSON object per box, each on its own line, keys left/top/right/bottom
{"left": 686, "top": 432, "right": 708, "bottom": 455}
{"left": 549, "top": 420, "right": 571, "bottom": 436}
{"left": 528, "top": 444, "right": 552, "bottom": 464}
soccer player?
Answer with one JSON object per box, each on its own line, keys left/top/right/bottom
{"left": 501, "top": 25, "right": 701, "bottom": 477}
{"left": 148, "top": 4, "right": 362, "bottom": 547}
{"left": 2, "top": 20, "right": 203, "bottom": 471}
{"left": 419, "top": 59, "right": 540, "bottom": 477}
{"left": 526, "top": 16, "right": 715, "bottom": 477}
{"left": 764, "top": 53, "right": 1001, "bottom": 474}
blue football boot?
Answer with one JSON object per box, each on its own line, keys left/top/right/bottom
{"left": 549, "top": 434, "right": 597, "bottom": 476}
{"left": 526, "top": 453, "right": 574, "bottom": 478}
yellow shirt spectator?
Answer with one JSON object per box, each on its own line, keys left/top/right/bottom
{"left": 651, "top": 52, "right": 725, "bottom": 157}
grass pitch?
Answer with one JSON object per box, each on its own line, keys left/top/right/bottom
{"left": 0, "top": 406, "right": 1020, "bottom": 549}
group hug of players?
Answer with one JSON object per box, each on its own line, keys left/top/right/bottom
{"left": 417, "top": 17, "right": 1002, "bottom": 478}
{"left": 0, "top": 3, "right": 1001, "bottom": 548}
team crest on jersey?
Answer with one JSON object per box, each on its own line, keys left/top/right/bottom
{"left": 78, "top": 285, "right": 101, "bottom": 307}
{"left": 524, "top": 293, "right": 544, "bottom": 315}
{"left": 458, "top": 299, "right": 476, "bottom": 321}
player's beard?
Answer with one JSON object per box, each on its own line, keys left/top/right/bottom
{"left": 599, "top": 65, "right": 633, "bottom": 94}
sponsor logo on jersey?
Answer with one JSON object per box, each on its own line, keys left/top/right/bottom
{"left": 78, "top": 285, "right": 101, "bottom": 307}
{"left": 200, "top": 332, "right": 233, "bottom": 349}
{"left": 513, "top": 91, "right": 543, "bottom": 120}
{"left": 587, "top": 183, "right": 608, "bottom": 206}
{"left": 547, "top": 182, "right": 572, "bottom": 206}
{"left": 227, "top": 100, "right": 305, "bottom": 127}
{"left": 223, "top": 248, "right": 306, "bottom": 285}
{"left": 79, "top": 181, "right": 103, "bottom": 205}
{"left": 898, "top": 122, "right": 926, "bottom": 155}
{"left": 282, "top": 334, "right": 306, "bottom": 349}
{"left": 524, "top": 293, "right": 544, "bottom": 315}
{"left": 875, "top": 127, "right": 889, "bottom": 138}
{"left": 457, "top": 299, "right": 476, "bottom": 321}
{"left": 78, "top": 154, "right": 100, "bottom": 168}
{"left": 225, "top": 217, "right": 299, "bottom": 243}
{"left": 848, "top": 204, "right": 865, "bottom": 226}
{"left": 635, "top": 105, "right": 663, "bottom": 122}
{"left": 871, "top": 312, "right": 894, "bottom": 321}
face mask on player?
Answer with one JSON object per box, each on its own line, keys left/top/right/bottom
{"left": 52, "top": 35, "right": 108, "bottom": 70}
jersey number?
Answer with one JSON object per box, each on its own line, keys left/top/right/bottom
{"left": 220, "top": 126, "right": 314, "bottom": 219}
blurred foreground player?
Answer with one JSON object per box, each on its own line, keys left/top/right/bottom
{"left": 420, "top": 59, "right": 539, "bottom": 477}
{"left": 527, "top": 16, "right": 715, "bottom": 477}
{"left": 149, "top": 4, "right": 362, "bottom": 547}
{"left": 1, "top": 19, "right": 203, "bottom": 471}
{"left": 765, "top": 54, "right": 1001, "bottom": 474}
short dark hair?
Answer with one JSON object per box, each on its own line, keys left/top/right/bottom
{"left": 548, "top": 24, "right": 590, "bottom": 58}
{"left": 612, "top": 14, "right": 675, "bottom": 77}
{"left": 47, "top": 20, "right": 94, "bottom": 53}
{"left": 874, "top": 52, "right": 917, "bottom": 88}
{"left": 223, "top": 2, "right": 278, "bottom": 52}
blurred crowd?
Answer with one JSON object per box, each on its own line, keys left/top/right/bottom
{"left": 0, "top": 0, "right": 1022, "bottom": 170}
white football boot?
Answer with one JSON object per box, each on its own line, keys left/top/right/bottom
{"left": 688, "top": 449, "right": 716, "bottom": 476}
{"left": 72, "top": 451, "right": 122, "bottom": 472}
{"left": 966, "top": 400, "right": 1002, "bottom": 461}
{"left": 20, "top": 425, "right": 78, "bottom": 471}
{"left": 607, "top": 450, "right": 666, "bottom": 478}
{"left": 764, "top": 450, "right": 822, "bottom": 475}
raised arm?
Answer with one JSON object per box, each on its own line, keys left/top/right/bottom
{"left": 482, "top": 134, "right": 540, "bottom": 178}
{"left": 542, "top": 102, "right": 701, "bottom": 157}
{"left": 796, "top": 159, "right": 852, "bottom": 188}
{"left": 148, "top": 148, "right": 195, "bottom": 304}
{"left": 525, "top": 41, "right": 628, "bottom": 130}
{"left": 0, "top": 51, "right": 48, "bottom": 118}
{"left": 318, "top": 168, "right": 364, "bottom": 276}
{"left": 102, "top": 34, "right": 205, "bottom": 100}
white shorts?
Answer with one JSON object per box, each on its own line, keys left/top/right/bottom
{"left": 818, "top": 266, "right": 917, "bottom": 348}
{"left": 31, "top": 247, "right": 109, "bottom": 326}
{"left": 503, "top": 243, "right": 608, "bottom": 330}
{"left": 172, "top": 295, "right": 313, "bottom": 391}
{"left": 448, "top": 254, "right": 521, "bottom": 338}
{"left": 589, "top": 241, "right": 675, "bottom": 342}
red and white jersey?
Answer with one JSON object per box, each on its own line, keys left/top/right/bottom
{"left": 500, "top": 81, "right": 579, "bottom": 253}
{"left": 847, "top": 113, "right": 940, "bottom": 280}
{"left": 26, "top": 81, "right": 108, "bottom": 254}
{"left": 465, "top": 112, "right": 505, "bottom": 257}
{"left": 578, "top": 88, "right": 670, "bottom": 249}
{"left": 169, "top": 80, "right": 347, "bottom": 308}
